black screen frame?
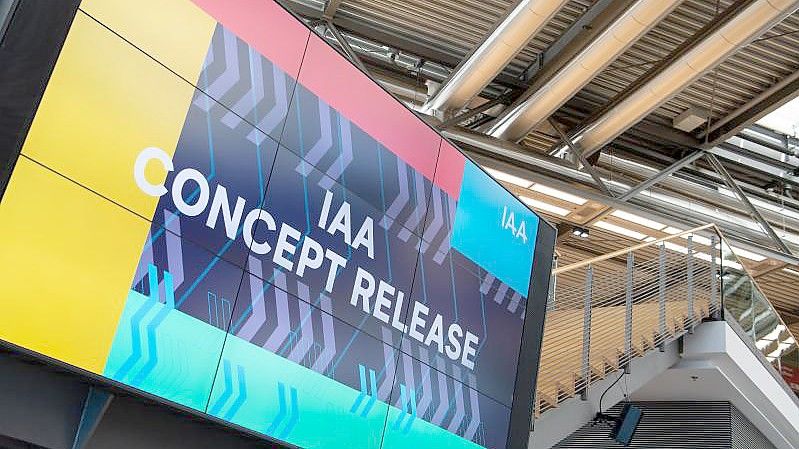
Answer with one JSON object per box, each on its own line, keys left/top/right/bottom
{"left": 0, "top": 1, "right": 558, "bottom": 448}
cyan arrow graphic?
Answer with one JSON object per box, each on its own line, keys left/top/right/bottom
{"left": 360, "top": 368, "right": 378, "bottom": 417}
{"left": 112, "top": 264, "right": 159, "bottom": 381}
{"left": 267, "top": 382, "right": 288, "bottom": 436}
{"left": 279, "top": 387, "right": 299, "bottom": 439}
{"left": 402, "top": 389, "right": 417, "bottom": 434}
{"left": 208, "top": 360, "right": 234, "bottom": 416}
{"left": 393, "top": 384, "right": 408, "bottom": 429}
{"left": 350, "top": 364, "right": 368, "bottom": 413}
{"left": 223, "top": 365, "right": 247, "bottom": 421}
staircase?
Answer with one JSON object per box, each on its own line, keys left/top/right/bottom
{"left": 534, "top": 224, "right": 797, "bottom": 418}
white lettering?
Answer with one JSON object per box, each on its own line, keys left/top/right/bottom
{"left": 323, "top": 249, "right": 347, "bottom": 293}
{"left": 391, "top": 291, "right": 406, "bottom": 332}
{"left": 296, "top": 235, "right": 324, "bottom": 277}
{"left": 445, "top": 323, "right": 463, "bottom": 362}
{"left": 372, "top": 281, "right": 395, "bottom": 324}
{"left": 350, "top": 268, "right": 375, "bottom": 313}
{"left": 171, "top": 168, "right": 209, "bottom": 217}
{"left": 461, "top": 332, "right": 479, "bottom": 370}
{"left": 327, "top": 201, "right": 352, "bottom": 245}
{"left": 424, "top": 314, "right": 445, "bottom": 353}
{"left": 205, "top": 184, "right": 246, "bottom": 240}
{"left": 408, "top": 301, "right": 429, "bottom": 342}
{"left": 318, "top": 189, "right": 334, "bottom": 229}
{"left": 274, "top": 224, "right": 302, "bottom": 271}
{"left": 134, "top": 147, "right": 173, "bottom": 197}
{"left": 352, "top": 216, "right": 375, "bottom": 259}
{"left": 243, "top": 209, "right": 276, "bottom": 255}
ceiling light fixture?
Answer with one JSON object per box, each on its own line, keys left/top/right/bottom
{"left": 520, "top": 196, "right": 571, "bottom": 216}
{"left": 529, "top": 184, "right": 588, "bottom": 205}
{"left": 611, "top": 210, "right": 666, "bottom": 230}
{"left": 572, "top": 226, "right": 590, "bottom": 239}
{"left": 594, "top": 221, "right": 647, "bottom": 240}
{"left": 483, "top": 167, "right": 533, "bottom": 188}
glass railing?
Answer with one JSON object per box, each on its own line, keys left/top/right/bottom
{"left": 719, "top": 236, "right": 798, "bottom": 366}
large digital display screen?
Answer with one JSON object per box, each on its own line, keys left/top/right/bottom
{"left": 0, "top": 1, "right": 555, "bottom": 448}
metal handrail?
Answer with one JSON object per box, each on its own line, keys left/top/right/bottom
{"left": 554, "top": 224, "right": 716, "bottom": 274}
{"left": 535, "top": 222, "right": 797, "bottom": 417}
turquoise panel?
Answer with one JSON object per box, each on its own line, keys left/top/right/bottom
{"left": 451, "top": 161, "right": 539, "bottom": 295}
{"left": 104, "top": 290, "right": 226, "bottom": 411}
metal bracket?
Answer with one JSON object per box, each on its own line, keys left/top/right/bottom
{"left": 549, "top": 117, "right": 613, "bottom": 197}
{"left": 705, "top": 153, "right": 793, "bottom": 255}
{"left": 72, "top": 386, "right": 114, "bottom": 449}
{"left": 323, "top": 20, "right": 371, "bottom": 76}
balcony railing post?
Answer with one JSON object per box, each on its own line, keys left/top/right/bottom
{"left": 581, "top": 265, "right": 592, "bottom": 400}
{"left": 751, "top": 285, "right": 757, "bottom": 340}
{"left": 549, "top": 256, "right": 557, "bottom": 310}
{"left": 710, "top": 234, "right": 720, "bottom": 320}
{"left": 659, "top": 243, "right": 666, "bottom": 351}
{"left": 625, "top": 251, "right": 634, "bottom": 373}
{"left": 687, "top": 235, "right": 694, "bottom": 332}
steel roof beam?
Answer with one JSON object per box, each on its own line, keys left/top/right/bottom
{"left": 324, "top": 21, "right": 370, "bottom": 75}
{"left": 706, "top": 153, "right": 793, "bottom": 255}
{"left": 488, "top": 0, "right": 681, "bottom": 142}
{"left": 284, "top": 0, "right": 530, "bottom": 91}
{"left": 549, "top": 117, "right": 613, "bottom": 196}
{"left": 322, "top": 0, "right": 343, "bottom": 20}
{"left": 618, "top": 150, "right": 704, "bottom": 202}
{"left": 559, "top": 0, "right": 799, "bottom": 159}
{"left": 436, "top": 95, "right": 510, "bottom": 130}
{"left": 576, "top": 150, "right": 705, "bottom": 224}
{"left": 442, "top": 126, "right": 799, "bottom": 265}
{"left": 518, "top": 0, "right": 630, "bottom": 83}
{"left": 703, "top": 71, "right": 799, "bottom": 147}
{"left": 422, "top": 0, "right": 570, "bottom": 115}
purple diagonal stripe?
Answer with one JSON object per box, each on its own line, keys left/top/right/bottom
{"left": 400, "top": 341, "right": 416, "bottom": 407}
{"left": 464, "top": 374, "right": 482, "bottom": 440}
{"left": 164, "top": 210, "right": 184, "bottom": 290}
{"left": 199, "top": 31, "right": 215, "bottom": 72}
{"left": 431, "top": 356, "right": 450, "bottom": 425}
{"left": 398, "top": 171, "right": 426, "bottom": 241}
{"left": 447, "top": 366, "right": 466, "bottom": 433}
{"left": 416, "top": 347, "right": 434, "bottom": 418}
{"left": 296, "top": 99, "right": 332, "bottom": 172}
{"left": 196, "top": 27, "right": 240, "bottom": 111}
{"left": 380, "top": 159, "right": 409, "bottom": 230}
{"left": 248, "top": 64, "right": 289, "bottom": 143}
{"left": 288, "top": 283, "right": 315, "bottom": 364}
{"left": 378, "top": 326, "right": 397, "bottom": 400}
{"left": 222, "top": 46, "right": 264, "bottom": 128}
{"left": 320, "top": 115, "right": 353, "bottom": 189}
{"left": 263, "top": 270, "right": 290, "bottom": 353}
{"left": 493, "top": 283, "right": 509, "bottom": 305}
{"left": 507, "top": 292, "right": 522, "bottom": 313}
{"left": 479, "top": 273, "right": 495, "bottom": 295}
{"left": 311, "top": 294, "right": 336, "bottom": 374}
{"left": 420, "top": 187, "right": 443, "bottom": 253}
{"left": 133, "top": 231, "right": 154, "bottom": 287}
{"left": 237, "top": 257, "right": 266, "bottom": 342}
{"left": 433, "top": 196, "right": 457, "bottom": 265}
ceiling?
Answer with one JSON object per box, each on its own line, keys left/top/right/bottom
{"left": 279, "top": 0, "right": 799, "bottom": 340}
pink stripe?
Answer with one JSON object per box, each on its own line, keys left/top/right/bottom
{"left": 435, "top": 141, "right": 466, "bottom": 199}
{"left": 190, "top": 0, "right": 308, "bottom": 78}
{"left": 299, "top": 35, "right": 441, "bottom": 180}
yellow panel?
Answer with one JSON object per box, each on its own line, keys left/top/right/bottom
{"left": 21, "top": 12, "right": 212, "bottom": 219}
{"left": 0, "top": 157, "right": 149, "bottom": 374}
{"left": 80, "top": 0, "right": 216, "bottom": 82}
